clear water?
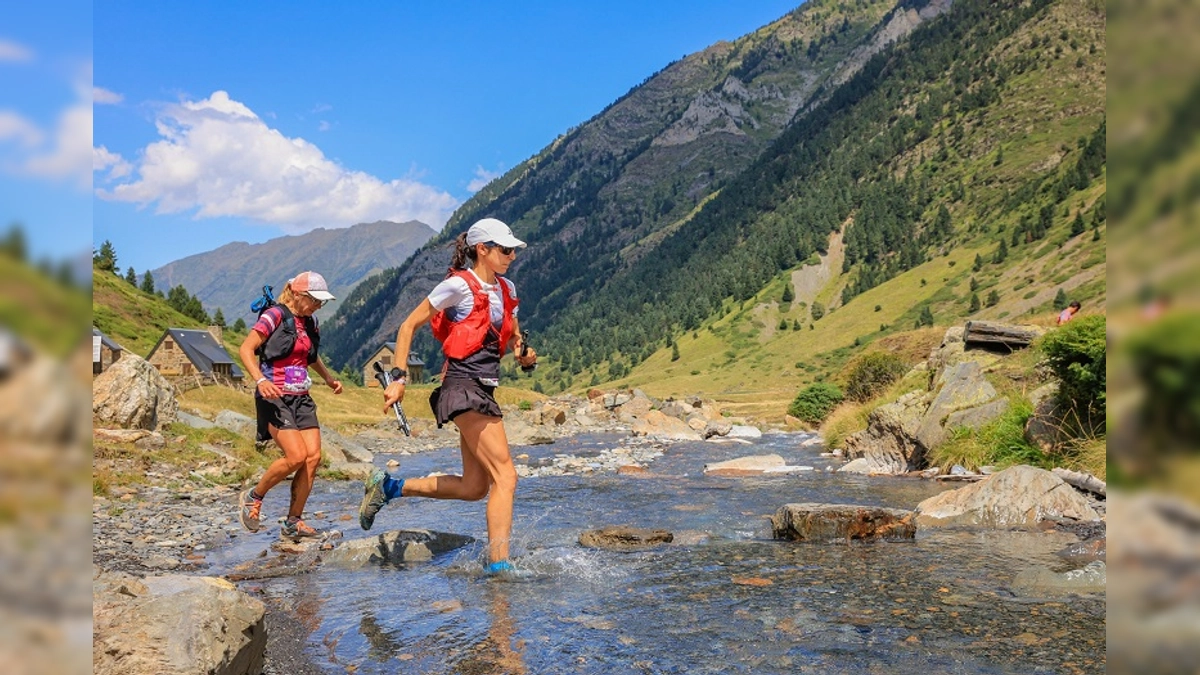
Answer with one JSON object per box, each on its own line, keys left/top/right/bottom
{"left": 212, "top": 432, "right": 1105, "bottom": 674}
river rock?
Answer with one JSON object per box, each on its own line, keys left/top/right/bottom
{"left": 842, "top": 391, "right": 929, "bottom": 473}
{"left": 771, "top": 503, "right": 917, "bottom": 542}
{"left": 1024, "top": 395, "right": 1069, "bottom": 452}
{"left": 326, "top": 461, "right": 376, "bottom": 479}
{"left": 659, "top": 401, "right": 691, "bottom": 420}
{"left": 504, "top": 418, "right": 555, "bottom": 446}
{"left": 93, "top": 570, "right": 266, "bottom": 675}
{"left": 727, "top": 425, "right": 763, "bottom": 439}
{"left": 578, "top": 526, "right": 674, "bottom": 551}
{"left": 1012, "top": 560, "right": 1106, "bottom": 596}
{"left": 322, "top": 529, "right": 475, "bottom": 567}
{"left": 631, "top": 410, "right": 703, "bottom": 441}
{"left": 704, "top": 454, "right": 786, "bottom": 476}
{"left": 537, "top": 402, "right": 569, "bottom": 425}
{"left": 915, "top": 465, "right": 1100, "bottom": 528}
{"left": 92, "top": 353, "right": 178, "bottom": 431}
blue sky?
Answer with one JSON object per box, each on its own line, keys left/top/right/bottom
{"left": 0, "top": 1, "right": 92, "bottom": 265}
{"left": 88, "top": 1, "right": 802, "bottom": 274}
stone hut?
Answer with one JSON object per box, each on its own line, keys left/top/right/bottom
{"left": 361, "top": 342, "right": 425, "bottom": 385}
{"left": 146, "top": 326, "right": 244, "bottom": 383}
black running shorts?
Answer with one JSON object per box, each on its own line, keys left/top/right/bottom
{"left": 255, "top": 393, "right": 320, "bottom": 441}
{"left": 429, "top": 377, "right": 502, "bottom": 428}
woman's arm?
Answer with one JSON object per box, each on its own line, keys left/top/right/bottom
{"left": 238, "top": 330, "right": 281, "bottom": 399}
{"left": 509, "top": 316, "right": 537, "bottom": 368}
{"left": 383, "top": 298, "right": 438, "bottom": 410}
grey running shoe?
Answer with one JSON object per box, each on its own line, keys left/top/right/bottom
{"left": 359, "top": 469, "right": 388, "bottom": 531}
{"left": 280, "top": 518, "right": 320, "bottom": 541}
{"left": 238, "top": 488, "right": 263, "bottom": 533}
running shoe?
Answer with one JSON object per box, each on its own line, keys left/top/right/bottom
{"left": 359, "top": 469, "right": 388, "bottom": 531}
{"left": 280, "top": 518, "right": 320, "bottom": 541}
{"left": 238, "top": 488, "right": 263, "bottom": 532}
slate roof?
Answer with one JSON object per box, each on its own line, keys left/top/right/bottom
{"left": 370, "top": 342, "right": 425, "bottom": 367}
{"left": 92, "top": 327, "right": 123, "bottom": 352}
{"left": 150, "top": 328, "right": 244, "bottom": 379}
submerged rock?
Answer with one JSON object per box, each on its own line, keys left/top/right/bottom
{"left": 704, "top": 454, "right": 786, "bottom": 476}
{"left": 322, "top": 529, "right": 475, "bottom": 567}
{"left": 578, "top": 526, "right": 674, "bottom": 551}
{"left": 771, "top": 503, "right": 917, "bottom": 542}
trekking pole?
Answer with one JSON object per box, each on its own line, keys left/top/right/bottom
{"left": 519, "top": 330, "right": 536, "bottom": 374}
{"left": 373, "top": 361, "right": 411, "bottom": 436}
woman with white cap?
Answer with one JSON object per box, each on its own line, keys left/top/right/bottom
{"left": 359, "top": 218, "right": 537, "bottom": 575}
{"left": 237, "top": 271, "right": 343, "bottom": 541}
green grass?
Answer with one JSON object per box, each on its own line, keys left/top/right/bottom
{"left": 0, "top": 255, "right": 90, "bottom": 357}
{"left": 92, "top": 265, "right": 214, "bottom": 357}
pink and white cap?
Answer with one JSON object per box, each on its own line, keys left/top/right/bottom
{"left": 289, "top": 271, "right": 335, "bottom": 301}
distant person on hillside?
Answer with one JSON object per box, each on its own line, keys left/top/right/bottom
{"left": 237, "top": 271, "right": 343, "bottom": 541}
{"left": 359, "top": 218, "right": 537, "bottom": 576}
{"left": 1057, "top": 300, "right": 1082, "bottom": 325}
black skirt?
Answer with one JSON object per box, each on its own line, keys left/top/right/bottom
{"left": 429, "top": 377, "right": 502, "bottom": 428}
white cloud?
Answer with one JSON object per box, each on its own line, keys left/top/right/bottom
{"left": 467, "top": 165, "right": 501, "bottom": 192}
{"left": 93, "top": 145, "right": 131, "bottom": 179}
{"left": 0, "top": 111, "right": 43, "bottom": 147}
{"left": 0, "top": 39, "right": 33, "bottom": 63}
{"left": 0, "top": 62, "right": 93, "bottom": 189}
{"left": 318, "top": 120, "right": 331, "bottom": 132}
{"left": 311, "top": 103, "right": 332, "bottom": 114}
{"left": 93, "top": 87, "right": 123, "bottom": 105}
{"left": 97, "top": 91, "right": 460, "bottom": 231}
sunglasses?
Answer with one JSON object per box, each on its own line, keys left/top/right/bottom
{"left": 486, "top": 242, "right": 516, "bottom": 256}
{"left": 303, "top": 294, "right": 327, "bottom": 306}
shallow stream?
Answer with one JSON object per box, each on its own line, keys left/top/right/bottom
{"left": 211, "top": 431, "right": 1104, "bottom": 674}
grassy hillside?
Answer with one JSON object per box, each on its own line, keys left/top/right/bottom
{"left": 92, "top": 266, "right": 242, "bottom": 357}
{"left": 515, "top": 0, "right": 1106, "bottom": 418}
{"left": 0, "top": 255, "right": 90, "bottom": 357}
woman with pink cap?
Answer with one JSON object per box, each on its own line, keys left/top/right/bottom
{"left": 236, "top": 271, "right": 343, "bottom": 540}
{"left": 358, "top": 218, "right": 538, "bottom": 575}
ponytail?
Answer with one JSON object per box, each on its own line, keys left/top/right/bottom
{"left": 448, "top": 232, "right": 477, "bottom": 275}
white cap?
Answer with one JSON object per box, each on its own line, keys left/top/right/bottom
{"left": 466, "top": 218, "right": 526, "bottom": 249}
{"left": 289, "top": 271, "right": 336, "bottom": 301}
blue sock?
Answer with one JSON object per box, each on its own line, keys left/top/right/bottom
{"left": 486, "top": 560, "right": 515, "bottom": 574}
{"left": 382, "top": 476, "right": 405, "bottom": 501}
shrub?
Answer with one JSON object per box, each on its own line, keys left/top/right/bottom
{"left": 787, "top": 382, "right": 844, "bottom": 425}
{"left": 1038, "top": 314, "right": 1106, "bottom": 430}
{"left": 1127, "top": 312, "right": 1200, "bottom": 444}
{"left": 842, "top": 351, "right": 909, "bottom": 402}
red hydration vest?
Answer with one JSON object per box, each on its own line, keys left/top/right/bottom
{"left": 430, "top": 270, "right": 519, "bottom": 360}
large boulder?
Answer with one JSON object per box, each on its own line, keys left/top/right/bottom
{"left": 842, "top": 391, "right": 930, "bottom": 474}
{"left": 93, "top": 570, "right": 265, "bottom": 675}
{"left": 322, "top": 428, "right": 374, "bottom": 463}
{"left": 92, "top": 353, "right": 178, "bottom": 431}
{"left": 915, "top": 361, "right": 999, "bottom": 451}
{"left": 771, "top": 504, "right": 917, "bottom": 542}
{"left": 503, "top": 417, "right": 556, "bottom": 446}
{"left": 214, "top": 410, "right": 255, "bottom": 437}
{"left": 578, "top": 526, "right": 673, "bottom": 551}
{"left": 0, "top": 355, "right": 90, "bottom": 444}
{"left": 916, "top": 465, "right": 1100, "bottom": 528}
{"left": 321, "top": 529, "right": 474, "bottom": 567}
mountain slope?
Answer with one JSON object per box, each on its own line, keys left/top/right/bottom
{"left": 152, "top": 219, "right": 433, "bottom": 323}
{"left": 324, "top": 0, "right": 950, "bottom": 370}
{"left": 92, "top": 266, "right": 218, "bottom": 357}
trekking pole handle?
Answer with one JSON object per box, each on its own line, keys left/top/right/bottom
{"left": 519, "top": 330, "right": 536, "bottom": 373}
{"left": 373, "top": 361, "right": 411, "bottom": 436}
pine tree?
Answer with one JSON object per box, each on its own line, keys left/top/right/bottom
{"left": 792, "top": 319, "right": 801, "bottom": 331}
{"left": 969, "top": 293, "right": 981, "bottom": 312}
{"left": 232, "top": 317, "right": 248, "bottom": 334}
{"left": 779, "top": 318, "right": 790, "bottom": 330}
{"left": 986, "top": 289, "right": 1000, "bottom": 307}
{"left": 1053, "top": 288, "right": 1069, "bottom": 311}
{"left": 213, "top": 307, "right": 227, "bottom": 328}
{"left": 969, "top": 277, "right": 979, "bottom": 292}
{"left": 140, "top": 271, "right": 155, "bottom": 294}
{"left": 919, "top": 306, "right": 935, "bottom": 327}
{"left": 811, "top": 302, "right": 826, "bottom": 321}
{"left": 1, "top": 224, "right": 27, "bottom": 261}
{"left": 125, "top": 266, "right": 138, "bottom": 285}
{"left": 1070, "top": 212, "right": 1086, "bottom": 237}
{"left": 781, "top": 283, "right": 794, "bottom": 304}
{"left": 94, "top": 240, "right": 118, "bottom": 272}
{"left": 973, "top": 253, "right": 984, "bottom": 272}
{"left": 671, "top": 341, "right": 680, "bottom": 361}
{"left": 992, "top": 238, "right": 1008, "bottom": 264}
{"left": 1092, "top": 224, "right": 1101, "bottom": 241}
